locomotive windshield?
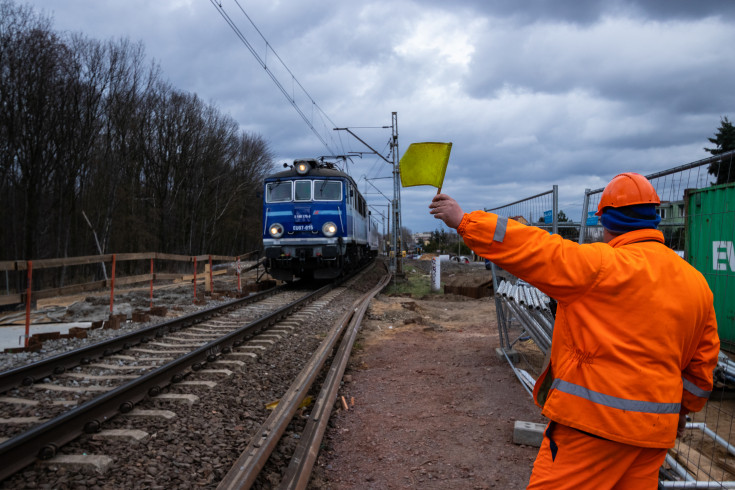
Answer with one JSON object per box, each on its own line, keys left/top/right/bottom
{"left": 266, "top": 179, "right": 342, "bottom": 202}
{"left": 266, "top": 181, "right": 292, "bottom": 202}
{"left": 314, "top": 180, "right": 341, "bottom": 201}
{"left": 294, "top": 180, "right": 311, "bottom": 201}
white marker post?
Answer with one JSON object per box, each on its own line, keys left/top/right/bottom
{"left": 431, "top": 257, "right": 441, "bottom": 292}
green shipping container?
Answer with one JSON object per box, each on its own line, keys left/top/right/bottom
{"left": 686, "top": 182, "right": 735, "bottom": 350}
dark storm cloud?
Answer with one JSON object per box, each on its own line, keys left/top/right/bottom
{"left": 421, "top": 0, "right": 735, "bottom": 25}
{"left": 14, "top": 0, "right": 735, "bottom": 233}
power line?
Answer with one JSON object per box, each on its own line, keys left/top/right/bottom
{"left": 209, "top": 0, "right": 342, "bottom": 156}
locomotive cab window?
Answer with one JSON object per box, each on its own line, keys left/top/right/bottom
{"left": 294, "top": 180, "right": 312, "bottom": 201}
{"left": 266, "top": 181, "right": 292, "bottom": 202}
{"left": 314, "top": 180, "right": 342, "bottom": 201}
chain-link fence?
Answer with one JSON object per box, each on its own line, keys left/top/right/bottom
{"left": 487, "top": 149, "right": 735, "bottom": 485}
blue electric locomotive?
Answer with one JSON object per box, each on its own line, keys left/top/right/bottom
{"left": 262, "top": 158, "right": 379, "bottom": 282}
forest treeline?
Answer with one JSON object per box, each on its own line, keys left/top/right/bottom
{"left": 0, "top": 0, "right": 275, "bottom": 264}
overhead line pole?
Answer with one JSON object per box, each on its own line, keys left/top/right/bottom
{"left": 334, "top": 113, "right": 402, "bottom": 273}
{"left": 391, "top": 112, "right": 403, "bottom": 275}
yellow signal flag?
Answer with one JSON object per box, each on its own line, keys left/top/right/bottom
{"left": 399, "top": 142, "right": 452, "bottom": 190}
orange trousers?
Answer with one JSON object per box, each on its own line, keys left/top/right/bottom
{"left": 527, "top": 422, "right": 667, "bottom": 489}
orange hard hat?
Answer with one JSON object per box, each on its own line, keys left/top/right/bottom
{"left": 595, "top": 172, "right": 660, "bottom": 216}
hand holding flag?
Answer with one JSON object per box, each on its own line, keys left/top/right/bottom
{"left": 429, "top": 193, "right": 465, "bottom": 229}
{"left": 399, "top": 142, "right": 452, "bottom": 193}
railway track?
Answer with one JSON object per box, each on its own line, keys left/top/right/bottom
{"left": 0, "top": 263, "right": 388, "bottom": 488}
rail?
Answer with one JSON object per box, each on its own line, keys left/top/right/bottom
{"left": 0, "top": 282, "right": 283, "bottom": 393}
{"left": 217, "top": 269, "right": 391, "bottom": 489}
{"left": 0, "top": 281, "right": 330, "bottom": 481}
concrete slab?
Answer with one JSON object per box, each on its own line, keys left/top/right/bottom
{"left": 513, "top": 420, "right": 546, "bottom": 447}
{"left": 211, "top": 360, "right": 245, "bottom": 367}
{"left": 1, "top": 396, "right": 75, "bottom": 407}
{"left": 168, "top": 334, "right": 218, "bottom": 340}
{"left": 129, "top": 348, "right": 188, "bottom": 354}
{"left": 177, "top": 380, "right": 216, "bottom": 388}
{"left": 33, "top": 383, "right": 110, "bottom": 393}
{"left": 53, "top": 399, "right": 78, "bottom": 406}
{"left": 0, "top": 416, "right": 44, "bottom": 424}
{"left": 197, "top": 369, "right": 233, "bottom": 376}
{"left": 124, "top": 409, "right": 176, "bottom": 420}
{"left": 40, "top": 454, "right": 113, "bottom": 473}
{"left": 155, "top": 394, "right": 199, "bottom": 405}
{"left": 92, "top": 429, "right": 149, "bottom": 442}
{"left": 63, "top": 373, "right": 138, "bottom": 381}
{"left": 88, "top": 363, "right": 158, "bottom": 371}
{"left": 148, "top": 341, "right": 203, "bottom": 348}
{"left": 495, "top": 347, "right": 520, "bottom": 363}
{"left": 228, "top": 352, "right": 258, "bottom": 358}
{"left": 0, "top": 396, "right": 39, "bottom": 406}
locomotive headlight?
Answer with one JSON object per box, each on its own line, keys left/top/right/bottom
{"left": 322, "top": 221, "right": 338, "bottom": 237}
{"left": 295, "top": 162, "right": 309, "bottom": 175}
{"left": 269, "top": 223, "right": 284, "bottom": 238}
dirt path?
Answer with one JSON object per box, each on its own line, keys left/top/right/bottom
{"left": 311, "top": 292, "right": 546, "bottom": 489}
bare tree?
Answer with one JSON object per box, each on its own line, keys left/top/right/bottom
{"left": 0, "top": 0, "right": 276, "bottom": 268}
{"left": 1, "top": 4, "right": 66, "bottom": 260}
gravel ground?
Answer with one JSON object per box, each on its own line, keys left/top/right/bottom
{"left": 1, "top": 260, "right": 540, "bottom": 489}
{"left": 310, "top": 271, "right": 546, "bottom": 489}
{"left": 0, "top": 265, "right": 388, "bottom": 489}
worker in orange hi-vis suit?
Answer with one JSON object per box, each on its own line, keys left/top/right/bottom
{"left": 429, "top": 173, "right": 720, "bottom": 489}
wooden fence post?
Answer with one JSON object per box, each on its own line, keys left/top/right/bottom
{"left": 208, "top": 255, "right": 213, "bottom": 294}
{"left": 193, "top": 256, "right": 197, "bottom": 303}
{"left": 149, "top": 257, "right": 154, "bottom": 308}
{"left": 109, "top": 254, "right": 116, "bottom": 315}
{"left": 237, "top": 258, "right": 242, "bottom": 293}
{"left": 24, "top": 261, "right": 32, "bottom": 347}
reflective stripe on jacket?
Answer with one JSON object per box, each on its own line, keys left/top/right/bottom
{"left": 458, "top": 211, "right": 719, "bottom": 448}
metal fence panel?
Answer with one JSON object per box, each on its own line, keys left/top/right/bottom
{"left": 485, "top": 187, "right": 559, "bottom": 385}
{"left": 485, "top": 185, "right": 559, "bottom": 235}
{"left": 579, "top": 150, "right": 735, "bottom": 248}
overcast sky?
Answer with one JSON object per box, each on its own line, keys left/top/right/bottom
{"left": 21, "top": 0, "right": 735, "bottom": 234}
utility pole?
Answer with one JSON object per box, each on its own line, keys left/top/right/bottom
{"left": 391, "top": 112, "right": 403, "bottom": 275}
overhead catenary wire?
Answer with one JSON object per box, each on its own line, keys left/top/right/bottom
{"left": 209, "top": 0, "right": 343, "bottom": 157}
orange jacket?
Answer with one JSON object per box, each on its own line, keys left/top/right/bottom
{"left": 458, "top": 211, "right": 720, "bottom": 448}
